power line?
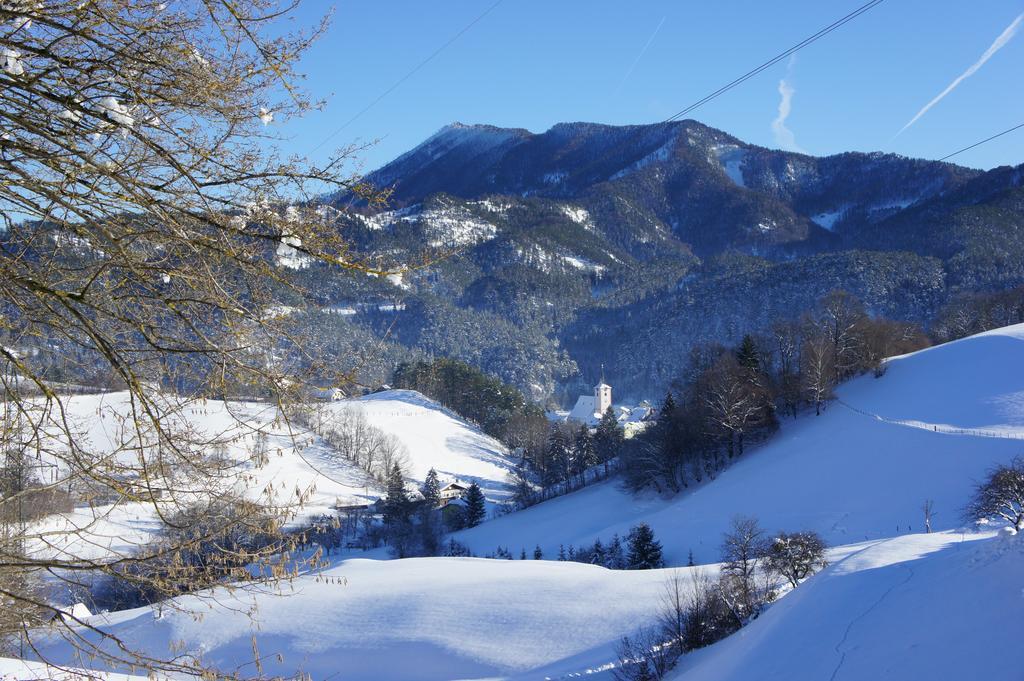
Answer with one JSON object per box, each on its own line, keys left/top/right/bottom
{"left": 938, "top": 121, "right": 1024, "bottom": 161}
{"left": 664, "top": 0, "right": 887, "bottom": 123}
{"left": 310, "top": 0, "right": 505, "bottom": 155}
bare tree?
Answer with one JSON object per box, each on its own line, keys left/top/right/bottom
{"left": 800, "top": 319, "right": 836, "bottom": 416}
{"left": 965, "top": 457, "right": 1024, "bottom": 531}
{"left": 922, "top": 499, "right": 935, "bottom": 533}
{"left": 719, "top": 515, "right": 768, "bottom": 620}
{"left": 0, "top": 1, "right": 408, "bottom": 676}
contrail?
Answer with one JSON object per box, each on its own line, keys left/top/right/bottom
{"left": 772, "top": 56, "right": 806, "bottom": 153}
{"left": 614, "top": 16, "right": 667, "bottom": 95}
{"left": 897, "top": 13, "right": 1023, "bottom": 136}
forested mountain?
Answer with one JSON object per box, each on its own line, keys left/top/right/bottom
{"left": 306, "top": 119, "right": 1023, "bottom": 401}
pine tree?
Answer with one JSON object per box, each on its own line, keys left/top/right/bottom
{"left": 572, "top": 426, "right": 596, "bottom": 487}
{"left": 464, "top": 481, "right": 486, "bottom": 528}
{"left": 533, "top": 545, "right": 543, "bottom": 560}
{"left": 558, "top": 544, "right": 566, "bottom": 561}
{"left": 591, "top": 538, "right": 606, "bottom": 565}
{"left": 520, "top": 547, "right": 527, "bottom": 560}
{"left": 420, "top": 468, "right": 441, "bottom": 508}
{"left": 736, "top": 334, "right": 760, "bottom": 371}
{"left": 607, "top": 533, "right": 626, "bottom": 569}
{"left": 383, "top": 463, "right": 410, "bottom": 527}
{"left": 594, "top": 406, "right": 624, "bottom": 476}
{"left": 626, "top": 523, "right": 664, "bottom": 569}
{"left": 546, "top": 426, "right": 572, "bottom": 486}
{"left": 687, "top": 549, "right": 695, "bottom": 567}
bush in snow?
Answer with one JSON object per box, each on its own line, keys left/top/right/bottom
{"left": 764, "top": 530, "right": 829, "bottom": 589}
{"left": 965, "top": 457, "right": 1024, "bottom": 531}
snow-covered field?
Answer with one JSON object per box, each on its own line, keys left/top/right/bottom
{"left": 13, "top": 325, "right": 1024, "bottom": 680}
{"left": 26, "top": 389, "right": 513, "bottom": 568}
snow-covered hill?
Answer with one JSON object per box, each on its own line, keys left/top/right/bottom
{"left": 453, "top": 323, "right": 1024, "bottom": 563}
{"left": 28, "top": 389, "right": 512, "bottom": 567}
{"left": 672, "top": 529, "right": 1024, "bottom": 681}
{"left": 17, "top": 325, "right": 1024, "bottom": 680}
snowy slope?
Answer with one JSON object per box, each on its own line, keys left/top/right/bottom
{"left": 326, "top": 389, "right": 515, "bottom": 502}
{"left": 17, "top": 325, "right": 1024, "bottom": 681}
{"left": 453, "top": 324, "right": 1024, "bottom": 564}
{"left": 27, "top": 390, "right": 512, "bottom": 568}
{"left": 672, "top": 529, "right": 1024, "bottom": 681}
{"left": 33, "top": 558, "right": 686, "bottom": 681}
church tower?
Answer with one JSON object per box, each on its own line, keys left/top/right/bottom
{"left": 594, "top": 365, "right": 612, "bottom": 416}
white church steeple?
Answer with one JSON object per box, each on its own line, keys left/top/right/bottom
{"left": 594, "top": 365, "right": 611, "bottom": 416}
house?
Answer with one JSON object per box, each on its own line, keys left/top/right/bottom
{"left": 568, "top": 378, "right": 613, "bottom": 426}
{"left": 311, "top": 387, "right": 344, "bottom": 401}
{"left": 438, "top": 481, "right": 469, "bottom": 506}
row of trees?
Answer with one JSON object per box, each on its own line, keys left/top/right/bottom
{"left": 296, "top": 406, "right": 410, "bottom": 484}
{"left": 930, "top": 285, "right": 1024, "bottom": 344}
{"left": 623, "top": 291, "right": 929, "bottom": 495}
{"left": 614, "top": 517, "right": 828, "bottom": 681}
{"left": 510, "top": 410, "right": 625, "bottom": 507}
{"left": 379, "top": 467, "right": 487, "bottom": 557}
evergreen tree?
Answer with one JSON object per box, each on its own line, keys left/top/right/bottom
{"left": 420, "top": 468, "right": 441, "bottom": 508}
{"left": 464, "top": 481, "right": 486, "bottom": 528}
{"left": 607, "top": 533, "right": 626, "bottom": 569}
{"left": 558, "top": 544, "right": 566, "bottom": 561}
{"left": 626, "top": 523, "right": 664, "bottom": 569}
{"left": 533, "top": 545, "right": 543, "bottom": 560}
{"left": 546, "top": 426, "right": 572, "bottom": 486}
{"left": 591, "top": 538, "right": 606, "bottom": 565}
{"left": 687, "top": 549, "right": 695, "bottom": 567}
{"left": 594, "top": 406, "right": 624, "bottom": 476}
{"left": 383, "top": 463, "right": 410, "bottom": 527}
{"left": 572, "top": 426, "right": 596, "bottom": 487}
{"left": 736, "top": 334, "right": 760, "bottom": 371}
{"left": 520, "top": 547, "right": 527, "bottom": 560}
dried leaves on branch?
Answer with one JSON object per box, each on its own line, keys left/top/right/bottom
{"left": 0, "top": 1, "right": 395, "bottom": 675}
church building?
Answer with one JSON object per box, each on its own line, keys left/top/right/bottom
{"left": 568, "top": 378, "right": 613, "bottom": 425}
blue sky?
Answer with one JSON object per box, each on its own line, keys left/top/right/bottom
{"left": 277, "top": 1, "right": 1024, "bottom": 172}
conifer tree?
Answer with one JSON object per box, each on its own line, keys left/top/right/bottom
{"left": 464, "top": 481, "right": 486, "bottom": 528}
{"left": 736, "top": 334, "right": 761, "bottom": 371}
{"left": 594, "top": 407, "right": 624, "bottom": 476}
{"left": 421, "top": 468, "right": 441, "bottom": 508}
{"left": 626, "top": 523, "right": 664, "bottom": 569}
{"left": 534, "top": 545, "right": 543, "bottom": 560}
{"left": 607, "top": 534, "right": 626, "bottom": 569}
{"left": 383, "top": 463, "right": 410, "bottom": 527}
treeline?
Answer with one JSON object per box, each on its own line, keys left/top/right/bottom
{"left": 481, "top": 522, "right": 665, "bottom": 568}
{"left": 623, "top": 290, "right": 929, "bottom": 494}
{"left": 930, "top": 285, "right": 1024, "bottom": 343}
{"left": 509, "top": 409, "right": 624, "bottom": 508}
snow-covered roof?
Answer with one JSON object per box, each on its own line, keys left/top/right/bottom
{"left": 568, "top": 395, "right": 599, "bottom": 424}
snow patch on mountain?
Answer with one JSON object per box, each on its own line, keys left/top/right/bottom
{"left": 811, "top": 208, "right": 846, "bottom": 231}
{"left": 609, "top": 138, "right": 676, "bottom": 181}
{"left": 711, "top": 145, "right": 747, "bottom": 187}
{"left": 560, "top": 205, "right": 594, "bottom": 229}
